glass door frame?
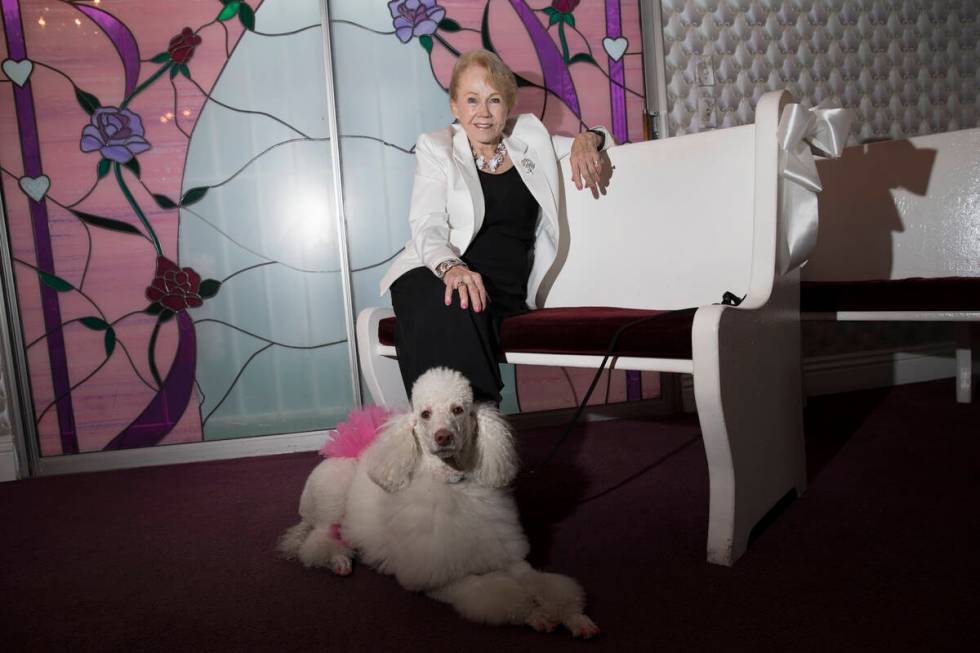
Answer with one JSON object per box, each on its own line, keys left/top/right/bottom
{"left": 1, "top": 184, "right": 36, "bottom": 479}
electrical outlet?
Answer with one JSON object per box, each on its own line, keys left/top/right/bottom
{"left": 696, "top": 55, "right": 715, "bottom": 86}
{"left": 697, "top": 89, "right": 717, "bottom": 129}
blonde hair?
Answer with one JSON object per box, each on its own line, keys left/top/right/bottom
{"left": 449, "top": 49, "right": 518, "bottom": 112}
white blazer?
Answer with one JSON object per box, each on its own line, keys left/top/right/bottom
{"left": 379, "top": 114, "right": 613, "bottom": 309}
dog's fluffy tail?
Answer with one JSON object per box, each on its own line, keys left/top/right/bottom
{"left": 277, "top": 521, "right": 313, "bottom": 559}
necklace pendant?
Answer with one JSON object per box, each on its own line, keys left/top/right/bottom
{"left": 473, "top": 140, "right": 507, "bottom": 172}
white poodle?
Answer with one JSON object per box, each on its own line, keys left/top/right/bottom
{"left": 279, "top": 367, "right": 599, "bottom": 638}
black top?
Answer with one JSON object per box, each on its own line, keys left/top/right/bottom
{"left": 463, "top": 166, "right": 539, "bottom": 317}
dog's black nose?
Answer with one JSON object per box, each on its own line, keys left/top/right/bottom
{"left": 434, "top": 429, "right": 454, "bottom": 447}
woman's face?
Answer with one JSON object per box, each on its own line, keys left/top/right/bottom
{"left": 450, "top": 65, "right": 508, "bottom": 147}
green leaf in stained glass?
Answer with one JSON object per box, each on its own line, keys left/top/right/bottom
{"left": 480, "top": 4, "right": 496, "bottom": 54}
{"left": 152, "top": 194, "right": 178, "bottom": 209}
{"left": 97, "top": 158, "right": 111, "bottom": 179}
{"left": 238, "top": 3, "right": 255, "bottom": 31}
{"left": 104, "top": 328, "right": 116, "bottom": 357}
{"left": 74, "top": 87, "right": 101, "bottom": 115}
{"left": 549, "top": 12, "right": 562, "bottom": 26}
{"left": 70, "top": 209, "right": 143, "bottom": 236}
{"left": 438, "top": 18, "right": 460, "bottom": 32}
{"left": 38, "top": 270, "right": 73, "bottom": 292}
{"left": 198, "top": 279, "right": 222, "bottom": 299}
{"left": 543, "top": 7, "right": 556, "bottom": 16}
{"left": 79, "top": 316, "right": 109, "bottom": 331}
{"left": 180, "top": 186, "right": 209, "bottom": 206}
{"left": 179, "top": 64, "right": 191, "bottom": 79}
{"left": 218, "top": 2, "right": 240, "bottom": 21}
{"left": 144, "top": 303, "right": 165, "bottom": 315}
{"left": 158, "top": 309, "right": 176, "bottom": 324}
{"left": 564, "top": 13, "right": 575, "bottom": 27}
{"left": 170, "top": 64, "right": 180, "bottom": 79}
{"left": 568, "top": 53, "right": 597, "bottom": 65}
{"left": 419, "top": 34, "right": 433, "bottom": 53}
{"left": 123, "top": 157, "right": 141, "bottom": 179}
{"left": 150, "top": 52, "right": 170, "bottom": 63}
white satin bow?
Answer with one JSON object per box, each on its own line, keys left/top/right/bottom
{"left": 777, "top": 102, "right": 853, "bottom": 274}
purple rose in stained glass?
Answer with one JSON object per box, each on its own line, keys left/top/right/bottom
{"left": 79, "top": 107, "right": 151, "bottom": 163}
{"left": 388, "top": 0, "right": 446, "bottom": 43}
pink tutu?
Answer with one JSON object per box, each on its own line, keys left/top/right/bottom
{"left": 319, "top": 405, "right": 396, "bottom": 459}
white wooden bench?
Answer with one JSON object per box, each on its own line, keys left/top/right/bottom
{"left": 357, "top": 90, "right": 822, "bottom": 566}
{"left": 802, "top": 128, "right": 980, "bottom": 403}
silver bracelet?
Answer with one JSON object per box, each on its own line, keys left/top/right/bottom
{"left": 435, "top": 258, "right": 467, "bottom": 279}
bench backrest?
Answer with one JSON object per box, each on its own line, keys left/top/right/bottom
{"left": 537, "top": 91, "right": 787, "bottom": 311}
{"left": 805, "top": 127, "right": 980, "bottom": 282}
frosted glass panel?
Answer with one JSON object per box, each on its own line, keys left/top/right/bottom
{"left": 180, "top": 1, "right": 354, "bottom": 438}
{"left": 0, "top": 0, "right": 354, "bottom": 456}
{"left": 328, "top": 1, "right": 453, "bottom": 313}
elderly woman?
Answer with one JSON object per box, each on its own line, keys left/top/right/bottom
{"left": 379, "top": 49, "right": 613, "bottom": 403}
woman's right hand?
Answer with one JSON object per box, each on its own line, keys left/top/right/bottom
{"left": 443, "top": 265, "right": 488, "bottom": 312}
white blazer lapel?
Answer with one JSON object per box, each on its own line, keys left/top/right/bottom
{"left": 451, "top": 125, "right": 484, "bottom": 240}
{"left": 505, "top": 131, "right": 559, "bottom": 235}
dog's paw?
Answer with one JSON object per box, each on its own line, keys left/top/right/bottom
{"left": 330, "top": 554, "right": 353, "bottom": 576}
{"left": 564, "top": 614, "right": 600, "bottom": 639}
{"left": 526, "top": 608, "right": 559, "bottom": 634}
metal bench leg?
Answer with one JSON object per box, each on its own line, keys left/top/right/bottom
{"left": 692, "top": 300, "right": 807, "bottom": 566}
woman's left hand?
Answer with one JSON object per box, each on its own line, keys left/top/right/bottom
{"left": 569, "top": 131, "right": 603, "bottom": 192}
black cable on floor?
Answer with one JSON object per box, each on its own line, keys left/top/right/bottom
{"left": 524, "top": 291, "right": 745, "bottom": 476}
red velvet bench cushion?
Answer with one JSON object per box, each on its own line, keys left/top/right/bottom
{"left": 378, "top": 307, "right": 698, "bottom": 359}
{"left": 801, "top": 277, "right": 980, "bottom": 312}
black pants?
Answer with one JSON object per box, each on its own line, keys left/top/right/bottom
{"left": 390, "top": 267, "right": 512, "bottom": 403}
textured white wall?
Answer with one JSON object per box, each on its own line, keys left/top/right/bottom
{"left": 659, "top": 0, "right": 978, "bottom": 140}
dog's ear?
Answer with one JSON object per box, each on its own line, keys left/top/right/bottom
{"left": 472, "top": 403, "right": 518, "bottom": 488}
{"left": 365, "top": 412, "right": 420, "bottom": 492}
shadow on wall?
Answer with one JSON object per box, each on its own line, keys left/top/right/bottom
{"left": 809, "top": 140, "right": 937, "bottom": 282}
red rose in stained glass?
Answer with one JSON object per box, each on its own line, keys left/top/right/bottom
{"left": 168, "top": 27, "right": 202, "bottom": 64}
{"left": 551, "top": 0, "right": 580, "bottom": 13}
{"left": 145, "top": 256, "right": 204, "bottom": 312}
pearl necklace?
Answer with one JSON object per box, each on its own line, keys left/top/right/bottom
{"left": 473, "top": 140, "right": 507, "bottom": 173}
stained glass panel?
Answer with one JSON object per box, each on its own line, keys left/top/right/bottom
{"left": 0, "top": 0, "right": 354, "bottom": 456}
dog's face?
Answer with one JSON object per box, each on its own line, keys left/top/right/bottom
{"left": 367, "top": 367, "right": 517, "bottom": 492}
{"left": 410, "top": 368, "right": 477, "bottom": 459}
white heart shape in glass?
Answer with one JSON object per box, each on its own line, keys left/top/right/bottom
{"left": 2, "top": 58, "right": 33, "bottom": 87}
{"left": 18, "top": 175, "right": 50, "bottom": 202}
{"left": 602, "top": 36, "right": 628, "bottom": 62}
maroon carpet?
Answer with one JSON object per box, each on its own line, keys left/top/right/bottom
{"left": 0, "top": 380, "right": 974, "bottom": 652}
